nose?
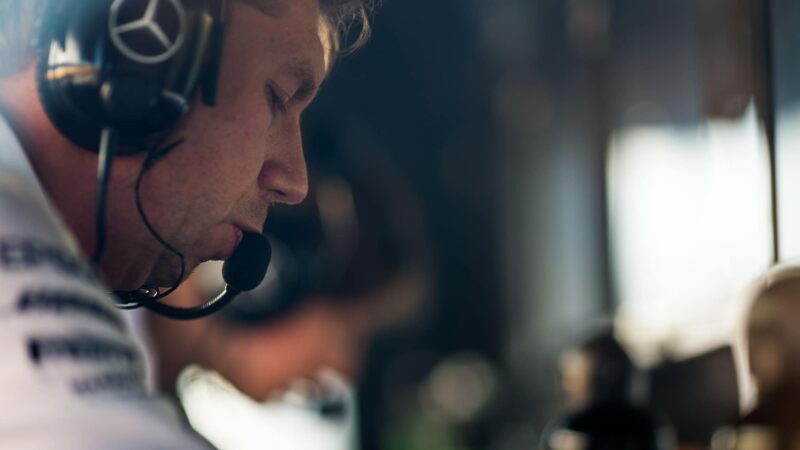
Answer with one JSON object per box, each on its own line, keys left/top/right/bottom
{"left": 258, "top": 120, "right": 309, "bottom": 205}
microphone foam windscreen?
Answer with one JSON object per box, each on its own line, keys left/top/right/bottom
{"left": 222, "top": 232, "right": 272, "bottom": 292}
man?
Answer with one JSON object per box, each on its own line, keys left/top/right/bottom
{"left": 0, "top": 0, "right": 368, "bottom": 447}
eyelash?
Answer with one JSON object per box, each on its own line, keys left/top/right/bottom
{"left": 266, "top": 84, "right": 288, "bottom": 114}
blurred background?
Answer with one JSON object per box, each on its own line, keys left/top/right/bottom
{"left": 147, "top": 0, "right": 800, "bottom": 449}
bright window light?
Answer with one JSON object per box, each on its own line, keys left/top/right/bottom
{"left": 607, "top": 103, "right": 772, "bottom": 366}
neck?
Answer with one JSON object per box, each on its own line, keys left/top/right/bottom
{"left": 0, "top": 64, "right": 155, "bottom": 290}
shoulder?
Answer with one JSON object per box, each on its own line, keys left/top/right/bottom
{"left": 0, "top": 168, "right": 78, "bottom": 249}
{"left": 0, "top": 170, "right": 208, "bottom": 448}
{"left": 0, "top": 166, "right": 100, "bottom": 299}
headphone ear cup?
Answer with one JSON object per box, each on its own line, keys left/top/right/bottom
{"left": 35, "top": 0, "right": 113, "bottom": 150}
{"left": 35, "top": 0, "right": 224, "bottom": 152}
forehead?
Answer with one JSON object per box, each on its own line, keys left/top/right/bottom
{"left": 235, "top": 0, "right": 291, "bottom": 17}
{"left": 234, "top": 0, "right": 325, "bottom": 25}
{"left": 227, "top": 0, "right": 326, "bottom": 82}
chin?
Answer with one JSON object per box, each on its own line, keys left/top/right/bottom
{"left": 146, "top": 254, "right": 202, "bottom": 289}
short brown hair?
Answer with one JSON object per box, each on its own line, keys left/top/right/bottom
{"left": 0, "top": 0, "right": 372, "bottom": 76}
{"left": 319, "top": 0, "right": 373, "bottom": 55}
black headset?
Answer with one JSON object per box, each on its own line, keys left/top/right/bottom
{"left": 35, "top": 0, "right": 271, "bottom": 320}
{"left": 36, "top": 0, "right": 226, "bottom": 151}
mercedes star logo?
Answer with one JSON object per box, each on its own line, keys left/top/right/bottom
{"left": 109, "top": 0, "right": 187, "bottom": 64}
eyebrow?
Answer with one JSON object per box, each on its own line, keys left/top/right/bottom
{"left": 281, "top": 59, "right": 322, "bottom": 103}
{"left": 235, "top": 0, "right": 288, "bottom": 17}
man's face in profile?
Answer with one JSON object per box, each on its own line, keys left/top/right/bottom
{"left": 112, "top": 0, "right": 326, "bottom": 289}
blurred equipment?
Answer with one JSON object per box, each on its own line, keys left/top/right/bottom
{"left": 649, "top": 347, "right": 739, "bottom": 447}
{"left": 543, "top": 331, "right": 668, "bottom": 450}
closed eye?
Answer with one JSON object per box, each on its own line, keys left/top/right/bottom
{"left": 265, "top": 83, "right": 289, "bottom": 114}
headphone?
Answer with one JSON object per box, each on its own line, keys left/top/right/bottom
{"left": 35, "top": 0, "right": 271, "bottom": 320}
{"left": 36, "top": 0, "right": 226, "bottom": 151}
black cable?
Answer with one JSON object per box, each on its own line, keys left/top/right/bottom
{"left": 91, "top": 128, "right": 117, "bottom": 265}
{"left": 134, "top": 139, "right": 187, "bottom": 300}
{"left": 113, "top": 139, "right": 186, "bottom": 308}
{"left": 111, "top": 138, "right": 269, "bottom": 320}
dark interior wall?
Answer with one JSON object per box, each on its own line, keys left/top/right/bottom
{"left": 301, "top": 1, "right": 503, "bottom": 447}
{"left": 487, "top": 0, "right": 613, "bottom": 431}
{"left": 305, "top": 0, "right": 499, "bottom": 355}
{"left": 609, "top": 0, "right": 703, "bottom": 128}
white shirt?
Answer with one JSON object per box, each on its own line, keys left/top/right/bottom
{"left": 0, "top": 116, "right": 210, "bottom": 449}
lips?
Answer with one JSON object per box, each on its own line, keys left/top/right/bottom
{"left": 232, "top": 225, "right": 245, "bottom": 249}
{"left": 210, "top": 225, "right": 244, "bottom": 261}
{"left": 234, "top": 221, "right": 264, "bottom": 236}
{"left": 210, "top": 220, "right": 264, "bottom": 261}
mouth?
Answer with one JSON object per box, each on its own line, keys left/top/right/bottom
{"left": 234, "top": 222, "right": 264, "bottom": 236}
{"left": 210, "top": 219, "right": 265, "bottom": 261}
{"left": 211, "top": 225, "right": 244, "bottom": 261}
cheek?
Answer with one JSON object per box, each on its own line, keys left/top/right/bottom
{"left": 165, "top": 56, "right": 269, "bottom": 211}
{"left": 151, "top": 74, "right": 275, "bottom": 257}
{"left": 166, "top": 119, "right": 266, "bottom": 214}
{"left": 184, "top": 108, "right": 268, "bottom": 189}
{"left": 206, "top": 54, "right": 271, "bottom": 138}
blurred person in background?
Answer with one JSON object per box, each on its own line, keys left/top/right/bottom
{"left": 543, "top": 330, "right": 670, "bottom": 450}
{"left": 712, "top": 266, "right": 800, "bottom": 450}
{"left": 141, "top": 151, "right": 433, "bottom": 450}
